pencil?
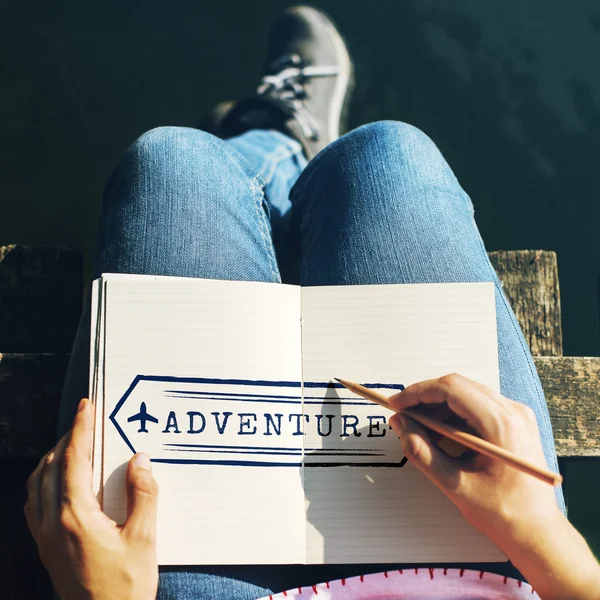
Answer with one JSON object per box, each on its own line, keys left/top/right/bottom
{"left": 334, "top": 378, "right": 563, "bottom": 487}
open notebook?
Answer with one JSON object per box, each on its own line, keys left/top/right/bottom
{"left": 90, "top": 274, "right": 505, "bottom": 565}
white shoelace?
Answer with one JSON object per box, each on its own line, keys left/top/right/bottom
{"left": 256, "top": 55, "right": 339, "bottom": 140}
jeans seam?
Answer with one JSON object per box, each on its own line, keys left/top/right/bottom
{"left": 191, "top": 132, "right": 280, "bottom": 283}
{"left": 289, "top": 146, "right": 336, "bottom": 285}
{"left": 289, "top": 139, "right": 341, "bottom": 203}
{"left": 250, "top": 173, "right": 281, "bottom": 282}
{"left": 242, "top": 136, "right": 302, "bottom": 283}
{"left": 475, "top": 229, "right": 553, "bottom": 441}
{"left": 488, "top": 251, "right": 563, "bottom": 513}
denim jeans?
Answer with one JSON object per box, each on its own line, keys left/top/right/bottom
{"left": 59, "top": 121, "right": 566, "bottom": 599}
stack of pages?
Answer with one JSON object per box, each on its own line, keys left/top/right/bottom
{"left": 90, "top": 274, "right": 505, "bottom": 565}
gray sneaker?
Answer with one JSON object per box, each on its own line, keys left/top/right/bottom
{"left": 201, "top": 5, "right": 354, "bottom": 160}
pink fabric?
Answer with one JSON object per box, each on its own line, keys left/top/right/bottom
{"left": 258, "top": 568, "right": 541, "bottom": 599}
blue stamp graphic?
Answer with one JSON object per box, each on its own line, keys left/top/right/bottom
{"left": 110, "top": 376, "right": 405, "bottom": 467}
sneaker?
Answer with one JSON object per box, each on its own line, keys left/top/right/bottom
{"left": 200, "top": 5, "right": 354, "bottom": 159}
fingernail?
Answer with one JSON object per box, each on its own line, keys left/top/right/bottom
{"left": 134, "top": 453, "right": 152, "bottom": 470}
{"left": 390, "top": 414, "right": 406, "bottom": 433}
{"left": 77, "top": 399, "right": 88, "bottom": 413}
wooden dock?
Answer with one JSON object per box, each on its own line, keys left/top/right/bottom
{"left": 0, "top": 245, "right": 598, "bottom": 598}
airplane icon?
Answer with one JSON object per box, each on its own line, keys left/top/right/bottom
{"left": 127, "top": 402, "right": 159, "bottom": 433}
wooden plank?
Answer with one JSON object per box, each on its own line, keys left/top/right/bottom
{"left": 1, "top": 353, "right": 598, "bottom": 458}
{"left": 0, "top": 246, "right": 561, "bottom": 355}
{"left": 534, "top": 356, "right": 600, "bottom": 457}
{"left": 0, "top": 458, "right": 51, "bottom": 600}
{"left": 489, "top": 250, "right": 563, "bottom": 356}
{"left": 0, "top": 353, "right": 69, "bottom": 457}
{"left": 0, "top": 245, "right": 82, "bottom": 352}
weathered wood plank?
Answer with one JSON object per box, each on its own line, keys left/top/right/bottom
{"left": 0, "top": 353, "right": 69, "bottom": 457}
{"left": 0, "top": 246, "right": 559, "bottom": 356}
{"left": 490, "top": 250, "right": 563, "bottom": 357}
{"left": 0, "top": 457, "right": 52, "bottom": 600}
{"left": 2, "top": 353, "right": 598, "bottom": 457}
{"left": 534, "top": 356, "right": 600, "bottom": 457}
{"left": 0, "top": 245, "right": 82, "bottom": 352}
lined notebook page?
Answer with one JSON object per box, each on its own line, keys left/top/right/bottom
{"left": 100, "top": 275, "right": 305, "bottom": 565}
{"left": 301, "top": 282, "right": 505, "bottom": 564}
{"left": 89, "top": 279, "right": 104, "bottom": 498}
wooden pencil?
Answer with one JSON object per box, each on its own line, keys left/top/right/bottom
{"left": 334, "top": 378, "right": 563, "bottom": 487}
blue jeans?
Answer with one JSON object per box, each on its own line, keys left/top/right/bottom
{"left": 59, "top": 121, "right": 566, "bottom": 599}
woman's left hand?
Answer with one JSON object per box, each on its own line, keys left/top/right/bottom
{"left": 24, "top": 398, "right": 159, "bottom": 600}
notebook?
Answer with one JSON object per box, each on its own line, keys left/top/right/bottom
{"left": 90, "top": 274, "right": 505, "bottom": 565}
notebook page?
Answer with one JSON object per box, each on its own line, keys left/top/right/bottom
{"left": 301, "top": 282, "right": 505, "bottom": 563}
{"left": 89, "top": 279, "right": 100, "bottom": 410}
{"left": 89, "top": 278, "right": 104, "bottom": 498}
{"left": 95, "top": 277, "right": 111, "bottom": 503}
{"left": 101, "top": 275, "right": 305, "bottom": 565}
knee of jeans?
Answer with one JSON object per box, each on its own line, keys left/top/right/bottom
{"left": 298, "top": 120, "right": 465, "bottom": 215}
{"left": 127, "top": 126, "right": 220, "bottom": 169}
{"left": 103, "top": 126, "right": 248, "bottom": 204}
{"left": 350, "top": 120, "right": 437, "bottom": 153}
{"left": 339, "top": 121, "right": 452, "bottom": 186}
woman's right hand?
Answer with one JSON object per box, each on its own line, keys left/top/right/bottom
{"left": 386, "top": 373, "right": 562, "bottom": 548}
{"left": 387, "top": 373, "right": 600, "bottom": 600}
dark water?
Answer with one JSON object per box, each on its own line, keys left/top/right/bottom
{"left": 2, "top": 0, "right": 599, "bottom": 551}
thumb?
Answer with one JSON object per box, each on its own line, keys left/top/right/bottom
{"left": 123, "top": 453, "right": 158, "bottom": 544}
{"left": 390, "top": 413, "right": 456, "bottom": 490}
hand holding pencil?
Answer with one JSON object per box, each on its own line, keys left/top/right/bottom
{"left": 336, "top": 373, "right": 565, "bottom": 550}
{"left": 335, "top": 376, "right": 562, "bottom": 486}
